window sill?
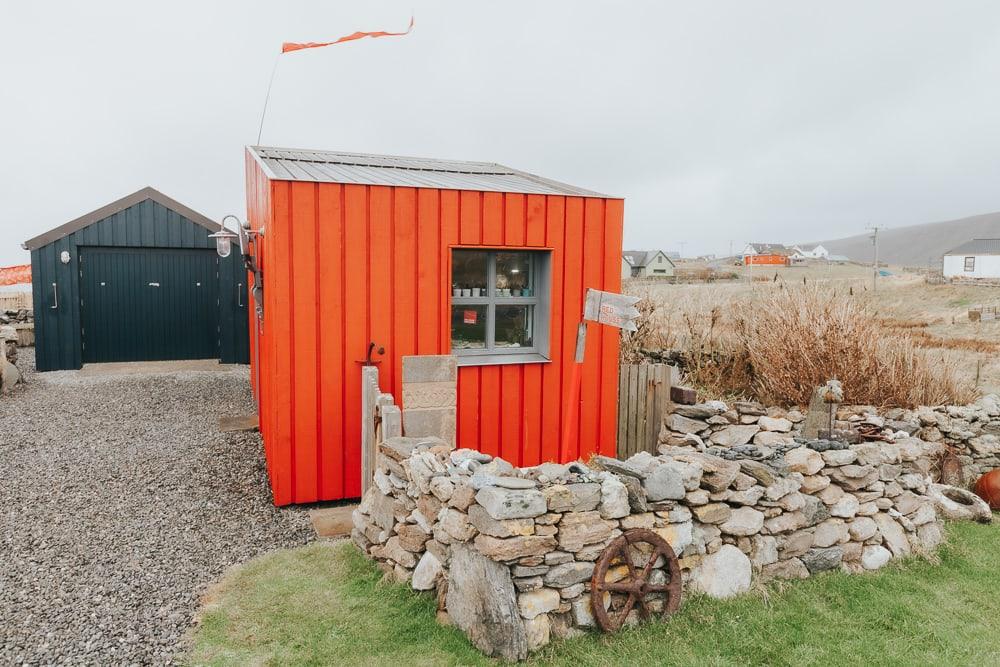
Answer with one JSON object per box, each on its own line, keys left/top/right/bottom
{"left": 455, "top": 352, "right": 551, "bottom": 367}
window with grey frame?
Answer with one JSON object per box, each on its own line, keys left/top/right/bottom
{"left": 965, "top": 256, "right": 975, "bottom": 272}
{"left": 450, "top": 249, "right": 550, "bottom": 364}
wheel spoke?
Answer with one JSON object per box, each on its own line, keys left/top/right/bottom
{"left": 602, "top": 581, "right": 635, "bottom": 592}
{"left": 619, "top": 544, "right": 638, "bottom": 579}
{"left": 639, "top": 546, "right": 661, "bottom": 581}
{"left": 616, "top": 592, "right": 637, "bottom": 628}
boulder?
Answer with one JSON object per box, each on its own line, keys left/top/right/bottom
{"left": 720, "top": 507, "right": 765, "bottom": 537}
{"left": 447, "top": 544, "right": 528, "bottom": 660}
{"left": 821, "top": 449, "right": 858, "bottom": 466}
{"left": 599, "top": 474, "right": 630, "bottom": 519}
{"left": 543, "top": 483, "right": 601, "bottom": 513}
{"left": 544, "top": 562, "right": 595, "bottom": 588}
{"left": 660, "top": 450, "right": 740, "bottom": 491}
{"left": 690, "top": 545, "right": 752, "bottom": 598}
{"left": 674, "top": 402, "right": 727, "bottom": 419}
{"left": 785, "top": 447, "right": 824, "bottom": 475}
{"left": 557, "top": 511, "right": 615, "bottom": 551}
{"left": 761, "top": 558, "right": 810, "bottom": 580}
{"left": 861, "top": 545, "right": 892, "bottom": 570}
{"left": 524, "top": 614, "right": 551, "bottom": 652}
{"left": 802, "top": 546, "right": 843, "bottom": 574}
{"left": 474, "top": 534, "right": 557, "bottom": 561}
{"left": 928, "top": 483, "right": 993, "bottom": 523}
{"left": 754, "top": 431, "right": 795, "bottom": 447}
{"left": 759, "top": 416, "right": 793, "bottom": 432}
{"left": 476, "top": 486, "right": 547, "bottom": 520}
{"left": 517, "top": 588, "right": 560, "bottom": 619}
{"left": 654, "top": 521, "right": 694, "bottom": 553}
{"left": 848, "top": 516, "right": 878, "bottom": 541}
{"left": 665, "top": 413, "right": 709, "bottom": 435}
{"left": 710, "top": 425, "right": 760, "bottom": 447}
{"left": 412, "top": 551, "right": 443, "bottom": 590}
{"left": 830, "top": 494, "right": 860, "bottom": 519}
{"left": 643, "top": 464, "right": 686, "bottom": 501}
{"left": 692, "top": 502, "right": 731, "bottom": 524}
{"left": 873, "top": 514, "right": 911, "bottom": 557}
{"left": 467, "top": 505, "right": 534, "bottom": 538}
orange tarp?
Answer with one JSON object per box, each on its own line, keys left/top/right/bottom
{"left": 0, "top": 264, "right": 30, "bottom": 286}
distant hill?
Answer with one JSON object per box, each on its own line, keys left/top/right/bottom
{"left": 805, "top": 211, "right": 1000, "bottom": 268}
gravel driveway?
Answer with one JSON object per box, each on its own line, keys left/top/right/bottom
{"left": 0, "top": 349, "right": 314, "bottom": 665}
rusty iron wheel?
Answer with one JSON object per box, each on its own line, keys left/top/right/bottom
{"left": 590, "top": 528, "right": 682, "bottom": 633}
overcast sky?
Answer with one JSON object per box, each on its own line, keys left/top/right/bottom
{"left": 3, "top": 1, "right": 1000, "bottom": 267}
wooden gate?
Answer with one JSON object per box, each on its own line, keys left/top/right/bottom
{"left": 617, "top": 363, "right": 670, "bottom": 458}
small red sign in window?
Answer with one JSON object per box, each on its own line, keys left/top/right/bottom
{"left": 463, "top": 310, "right": 478, "bottom": 324}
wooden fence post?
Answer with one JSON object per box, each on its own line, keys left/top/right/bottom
{"left": 616, "top": 363, "right": 670, "bottom": 459}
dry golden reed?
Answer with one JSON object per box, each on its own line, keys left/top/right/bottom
{"left": 635, "top": 286, "right": 976, "bottom": 407}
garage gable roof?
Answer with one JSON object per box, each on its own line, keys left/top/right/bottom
{"left": 22, "top": 187, "right": 220, "bottom": 251}
{"left": 247, "top": 145, "right": 615, "bottom": 198}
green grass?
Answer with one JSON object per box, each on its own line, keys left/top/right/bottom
{"left": 187, "top": 521, "right": 1000, "bottom": 666}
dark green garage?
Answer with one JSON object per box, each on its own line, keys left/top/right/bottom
{"left": 24, "top": 187, "right": 250, "bottom": 371}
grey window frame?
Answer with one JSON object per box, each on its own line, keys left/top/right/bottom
{"left": 965, "top": 256, "right": 976, "bottom": 272}
{"left": 451, "top": 249, "right": 551, "bottom": 366}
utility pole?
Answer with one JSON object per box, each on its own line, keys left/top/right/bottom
{"left": 729, "top": 240, "right": 734, "bottom": 259}
{"left": 677, "top": 241, "right": 687, "bottom": 259}
{"left": 867, "top": 224, "right": 885, "bottom": 293}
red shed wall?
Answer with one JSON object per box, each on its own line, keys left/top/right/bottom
{"left": 247, "top": 159, "right": 623, "bottom": 505}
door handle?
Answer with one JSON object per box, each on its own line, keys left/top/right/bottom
{"left": 50, "top": 282, "right": 58, "bottom": 309}
{"left": 238, "top": 282, "right": 243, "bottom": 307}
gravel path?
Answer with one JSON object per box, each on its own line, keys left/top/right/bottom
{"left": 0, "top": 349, "right": 314, "bottom": 665}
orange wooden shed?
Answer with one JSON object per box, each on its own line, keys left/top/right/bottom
{"left": 744, "top": 254, "right": 789, "bottom": 266}
{"left": 245, "top": 146, "right": 624, "bottom": 505}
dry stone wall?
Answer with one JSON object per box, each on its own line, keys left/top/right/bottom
{"left": 351, "top": 406, "right": 972, "bottom": 660}
{"left": 659, "top": 394, "right": 1000, "bottom": 489}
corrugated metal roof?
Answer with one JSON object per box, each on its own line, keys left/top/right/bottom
{"left": 247, "top": 146, "right": 614, "bottom": 198}
{"left": 944, "top": 238, "right": 1000, "bottom": 255}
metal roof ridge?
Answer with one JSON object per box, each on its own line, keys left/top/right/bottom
{"left": 23, "top": 187, "right": 219, "bottom": 250}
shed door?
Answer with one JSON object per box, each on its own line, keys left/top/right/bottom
{"left": 80, "top": 247, "right": 219, "bottom": 363}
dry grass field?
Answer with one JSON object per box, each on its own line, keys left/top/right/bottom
{"left": 625, "top": 262, "right": 1000, "bottom": 402}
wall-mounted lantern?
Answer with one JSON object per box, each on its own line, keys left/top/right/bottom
{"left": 208, "top": 217, "right": 239, "bottom": 259}
{"left": 212, "top": 215, "right": 264, "bottom": 323}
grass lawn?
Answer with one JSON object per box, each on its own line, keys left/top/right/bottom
{"left": 187, "top": 521, "right": 1000, "bottom": 666}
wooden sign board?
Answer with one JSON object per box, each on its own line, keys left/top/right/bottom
{"left": 583, "top": 289, "right": 641, "bottom": 331}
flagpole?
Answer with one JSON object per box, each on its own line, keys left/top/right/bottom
{"left": 256, "top": 54, "right": 281, "bottom": 145}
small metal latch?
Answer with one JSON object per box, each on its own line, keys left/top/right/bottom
{"left": 149, "top": 282, "right": 160, "bottom": 287}
{"left": 356, "top": 341, "right": 385, "bottom": 365}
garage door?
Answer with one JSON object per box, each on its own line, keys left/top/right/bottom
{"left": 80, "top": 247, "right": 219, "bottom": 363}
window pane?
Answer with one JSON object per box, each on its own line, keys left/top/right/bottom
{"left": 495, "top": 305, "right": 533, "bottom": 348}
{"left": 495, "top": 252, "right": 532, "bottom": 297}
{"left": 451, "top": 305, "right": 487, "bottom": 349}
{"left": 453, "top": 250, "right": 488, "bottom": 296}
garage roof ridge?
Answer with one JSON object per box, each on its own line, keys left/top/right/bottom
{"left": 22, "top": 187, "right": 220, "bottom": 251}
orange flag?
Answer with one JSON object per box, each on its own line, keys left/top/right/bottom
{"left": 0, "top": 264, "right": 30, "bottom": 287}
{"left": 282, "top": 16, "right": 414, "bottom": 54}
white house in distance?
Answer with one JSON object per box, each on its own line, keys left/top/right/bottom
{"left": 741, "top": 243, "right": 791, "bottom": 258}
{"left": 943, "top": 239, "right": 1000, "bottom": 279}
{"left": 623, "top": 250, "right": 676, "bottom": 278}
{"left": 791, "top": 244, "right": 830, "bottom": 259}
